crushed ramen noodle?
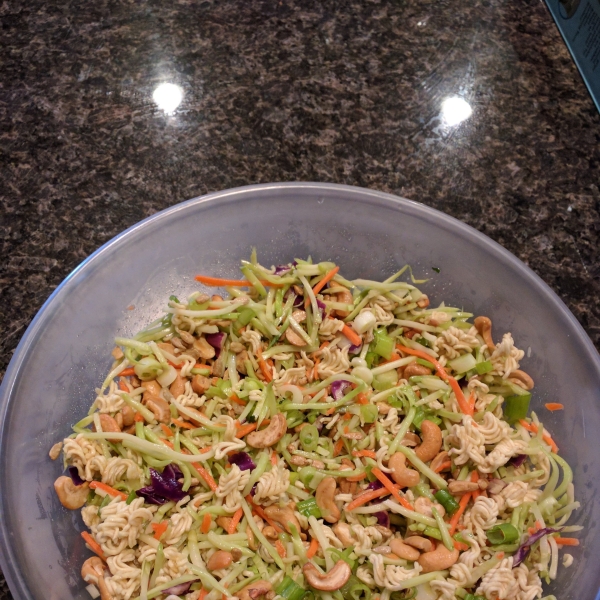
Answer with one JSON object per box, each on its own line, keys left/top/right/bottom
{"left": 51, "top": 255, "right": 579, "bottom": 600}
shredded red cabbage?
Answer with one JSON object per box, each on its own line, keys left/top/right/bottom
{"left": 316, "top": 299, "right": 326, "bottom": 319}
{"left": 136, "top": 464, "right": 186, "bottom": 505}
{"left": 513, "top": 527, "right": 563, "bottom": 566}
{"left": 348, "top": 343, "right": 362, "bottom": 354}
{"left": 162, "top": 581, "right": 198, "bottom": 595}
{"left": 509, "top": 454, "right": 527, "bottom": 468}
{"left": 331, "top": 380, "right": 352, "bottom": 400}
{"left": 229, "top": 452, "right": 256, "bottom": 471}
{"left": 68, "top": 466, "right": 85, "bottom": 486}
{"left": 274, "top": 265, "right": 292, "bottom": 275}
{"left": 366, "top": 480, "right": 384, "bottom": 491}
{"left": 373, "top": 511, "right": 390, "bottom": 528}
{"left": 205, "top": 332, "right": 226, "bottom": 358}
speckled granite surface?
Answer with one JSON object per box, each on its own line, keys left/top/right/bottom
{"left": 1, "top": 0, "right": 599, "bottom": 596}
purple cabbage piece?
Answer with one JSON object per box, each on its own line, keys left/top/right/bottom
{"left": 162, "top": 580, "right": 198, "bottom": 595}
{"left": 205, "top": 332, "right": 227, "bottom": 358}
{"left": 274, "top": 265, "right": 292, "bottom": 275}
{"left": 68, "top": 466, "right": 85, "bottom": 486}
{"left": 348, "top": 343, "right": 362, "bottom": 354}
{"left": 513, "top": 527, "right": 563, "bottom": 566}
{"left": 250, "top": 483, "right": 258, "bottom": 497}
{"left": 137, "top": 464, "right": 186, "bottom": 505}
{"left": 366, "top": 480, "right": 384, "bottom": 491}
{"left": 509, "top": 454, "right": 527, "bottom": 468}
{"left": 284, "top": 289, "right": 304, "bottom": 308}
{"left": 316, "top": 299, "right": 326, "bottom": 319}
{"left": 331, "top": 380, "right": 352, "bottom": 400}
{"left": 373, "top": 511, "right": 390, "bottom": 528}
{"left": 229, "top": 452, "right": 256, "bottom": 471}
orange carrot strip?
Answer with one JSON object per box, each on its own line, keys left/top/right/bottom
{"left": 468, "top": 392, "right": 476, "bottom": 413}
{"left": 161, "top": 438, "right": 175, "bottom": 450}
{"left": 195, "top": 275, "right": 283, "bottom": 288}
{"left": 81, "top": 531, "right": 105, "bottom": 560}
{"left": 151, "top": 521, "right": 168, "bottom": 540}
{"left": 433, "top": 461, "right": 453, "bottom": 474}
{"left": 346, "top": 472, "right": 368, "bottom": 482}
{"left": 545, "top": 403, "right": 564, "bottom": 412}
{"left": 256, "top": 348, "right": 273, "bottom": 382}
{"left": 270, "top": 452, "right": 278, "bottom": 466}
{"left": 306, "top": 538, "right": 319, "bottom": 558}
{"left": 454, "top": 540, "right": 469, "bottom": 551}
{"left": 304, "top": 267, "right": 340, "bottom": 308}
{"left": 554, "top": 537, "right": 580, "bottom": 546}
{"left": 201, "top": 513, "right": 212, "bottom": 534}
{"left": 229, "top": 394, "right": 247, "bottom": 406}
{"left": 194, "top": 363, "right": 213, "bottom": 373}
{"left": 160, "top": 424, "right": 173, "bottom": 437}
{"left": 396, "top": 345, "right": 472, "bottom": 416}
{"left": 380, "top": 353, "right": 401, "bottom": 365}
{"left": 371, "top": 468, "right": 415, "bottom": 511}
{"left": 198, "top": 590, "right": 208, "bottom": 600}
{"left": 227, "top": 508, "right": 244, "bottom": 534}
{"left": 519, "top": 419, "right": 559, "bottom": 453}
{"left": 89, "top": 481, "right": 128, "bottom": 501}
{"left": 192, "top": 463, "right": 218, "bottom": 491}
{"left": 470, "top": 470, "right": 482, "bottom": 500}
{"left": 341, "top": 324, "right": 362, "bottom": 347}
{"left": 355, "top": 392, "right": 369, "bottom": 405}
{"left": 449, "top": 492, "right": 472, "bottom": 535}
{"left": 352, "top": 449, "right": 377, "bottom": 459}
{"left": 333, "top": 438, "right": 345, "bottom": 457}
{"left": 120, "top": 367, "right": 136, "bottom": 377}
{"left": 134, "top": 411, "right": 145, "bottom": 422}
{"left": 246, "top": 496, "right": 283, "bottom": 532}
{"left": 275, "top": 539, "right": 287, "bottom": 558}
{"left": 346, "top": 487, "right": 393, "bottom": 511}
{"left": 172, "top": 418, "right": 195, "bottom": 430}
{"left": 236, "top": 423, "right": 258, "bottom": 438}
{"left": 118, "top": 379, "right": 130, "bottom": 392}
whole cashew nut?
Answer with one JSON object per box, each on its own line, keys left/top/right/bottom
{"left": 98, "top": 414, "right": 121, "bottom": 442}
{"left": 474, "top": 316, "right": 495, "bottom": 351}
{"left": 237, "top": 580, "right": 273, "bottom": 600}
{"left": 303, "top": 560, "right": 352, "bottom": 591}
{"left": 388, "top": 452, "right": 420, "bottom": 488}
{"left": 509, "top": 369, "right": 535, "bottom": 390}
{"left": 315, "top": 477, "right": 341, "bottom": 524}
{"left": 403, "top": 363, "right": 432, "bottom": 379}
{"left": 54, "top": 476, "right": 90, "bottom": 510}
{"left": 404, "top": 536, "right": 433, "bottom": 552}
{"left": 246, "top": 413, "right": 288, "bottom": 448}
{"left": 81, "top": 557, "right": 113, "bottom": 600}
{"left": 286, "top": 310, "right": 308, "bottom": 347}
{"left": 332, "top": 522, "right": 357, "bottom": 548}
{"left": 447, "top": 480, "right": 480, "bottom": 495}
{"left": 170, "top": 373, "right": 186, "bottom": 398}
{"left": 415, "top": 420, "right": 443, "bottom": 463}
{"left": 207, "top": 550, "right": 233, "bottom": 571}
{"left": 120, "top": 405, "right": 135, "bottom": 427}
{"left": 263, "top": 505, "right": 301, "bottom": 535}
{"left": 417, "top": 543, "right": 459, "bottom": 574}
{"left": 143, "top": 380, "right": 162, "bottom": 400}
{"left": 389, "top": 538, "right": 421, "bottom": 561}
{"left": 144, "top": 395, "right": 171, "bottom": 423}
{"left": 334, "top": 289, "right": 354, "bottom": 318}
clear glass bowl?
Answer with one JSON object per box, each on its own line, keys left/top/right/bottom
{"left": 1, "top": 183, "right": 598, "bottom": 599}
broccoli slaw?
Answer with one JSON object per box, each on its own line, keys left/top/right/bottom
{"left": 50, "top": 254, "right": 579, "bottom": 600}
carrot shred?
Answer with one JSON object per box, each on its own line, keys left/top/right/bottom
{"left": 194, "top": 275, "right": 283, "bottom": 288}
{"left": 371, "top": 468, "right": 415, "bottom": 511}
{"left": 160, "top": 424, "right": 173, "bottom": 437}
{"left": 355, "top": 392, "right": 369, "bottom": 405}
{"left": 201, "top": 513, "right": 212, "bottom": 534}
{"left": 171, "top": 418, "right": 195, "bottom": 430}
{"left": 256, "top": 348, "right": 273, "bottom": 382}
{"left": 81, "top": 531, "right": 105, "bottom": 560}
{"left": 545, "top": 403, "right": 564, "bottom": 412}
{"left": 433, "top": 461, "right": 453, "bottom": 474}
{"left": 89, "top": 481, "right": 128, "bottom": 501}
{"left": 161, "top": 438, "right": 175, "bottom": 450}
{"left": 236, "top": 422, "right": 258, "bottom": 438}
{"left": 194, "top": 363, "right": 213, "bottom": 373}
{"left": 470, "top": 470, "right": 482, "bottom": 500}
{"left": 306, "top": 537, "right": 319, "bottom": 558}
{"left": 352, "top": 449, "right": 377, "bottom": 459}
{"left": 120, "top": 367, "right": 136, "bottom": 377}
{"left": 227, "top": 508, "right": 244, "bottom": 534}
{"left": 198, "top": 590, "right": 208, "bottom": 600}
{"left": 519, "top": 419, "right": 559, "bottom": 453}
{"left": 380, "top": 353, "right": 401, "bottom": 365}
{"left": 346, "top": 472, "right": 367, "bottom": 482}
{"left": 229, "top": 394, "right": 247, "bottom": 406}
{"left": 449, "top": 491, "right": 472, "bottom": 535}
{"left": 275, "top": 539, "right": 287, "bottom": 558}
{"left": 305, "top": 266, "right": 340, "bottom": 308}
{"left": 246, "top": 495, "right": 283, "bottom": 532}
{"left": 341, "top": 324, "right": 362, "bottom": 347}
{"left": 270, "top": 452, "right": 278, "bottom": 466}
{"left": 468, "top": 392, "right": 476, "bottom": 413}
{"left": 191, "top": 462, "right": 218, "bottom": 491}
{"left": 554, "top": 537, "right": 580, "bottom": 546}
{"left": 151, "top": 521, "right": 168, "bottom": 540}
{"left": 134, "top": 412, "right": 145, "bottom": 422}
{"left": 333, "top": 438, "right": 345, "bottom": 457}
{"left": 346, "top": 486, "right": 394, "bottom": 511}
{"left": 118, "top": 379, "right": 130, "bottom": 392}
{"left": 454, "top": 540, "right": 469, "bottom": 551}
{"left": 396, "top": 345, "right": 472, "bottom": 416}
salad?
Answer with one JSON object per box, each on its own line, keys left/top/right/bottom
{"left": 50, "top": 254, "right": 579, "bottom": 600}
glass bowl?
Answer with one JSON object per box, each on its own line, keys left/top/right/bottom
{"left": 1, "top": 183, "right": 598, "bottom": 600}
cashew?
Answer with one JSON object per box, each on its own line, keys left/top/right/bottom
{"left": 334, "top": 289, "right": 354, "bottom": 318}
{"left": 49, "top": 441, "right": 63, "bottom": 460}
{"left": 403, "top": 363, "right": 432, "bottom": 379}
{"left": 170, "top": 373, "right": 186, "bottom": 398}
{"left": 246, "top": 525, "right": 257, "bottom": 551}
{"left": 232, "top": 548, "right": 243, "bottom": 561}
{"left": 192, "top": 374, "right": 211, "bottom": 395}
{"left": 236, "top": 350, "right": 249, "bottom": 375}
{"left": 171, "top": 337, "right": 186, "bottom": 350}
{"left": 447, "top": 480, "right": 480, "bottom": 495}
{"left": 238, "top": 580, "right": 272, "bottom": 600}
{"left": 474, "top": 316, "right": 495, "bottom": 350}
{"left": 414, "top": 496, "right": 445, "bottom": 518}
{"left": 264, "top": 505, "right": 301, "bottom": 534}
{"left": 415, "top": 420, "right": 442, "bottom": 463}
{"left": 418, "top": 543, "right": 459, "bottom": 573}
{"left": 376, "top": 402, "right": 392, "bottom": 415}
{"left": 111, "top": 347, "right": 124, "bottom": 360}
{"left": 286, "top": 310, "right": 308, "bottom": 346}
{"left": 194, "top": 337, "right": 216, "bottom": 360}
{"left": 416, "top": 295, "right": 430, "bottom": 308}
{"left": 246, "top": 413, "right": 287, "bottom": 448}
{"left": 338, "top": 459, "right": 358, "bottom": 495}
{"left": 404, "top": 536, "right": 433, "bottom": 552}
{"left": 144, "top": 396, "right": 171, "bottom": 423}
{"left": 315, "top": 477, "right": 340, "bottom": 524}
{"left": 388, "top": 452, "right": 420, "bottom": 488}
{"left": 389, "top": 538, "right": 421, "bottom": 561}
{"left": 430, "top": 451, "right": 451, "bottom": 473}
{"left": 178, "top": 329, "right": 196, "bottom": 346}
{"left": 143, "top": 380, "right": 162, "bottom": 399}
{"left": 97, "top": 414, "right": 121, "bottom": 441}
{"left": 478, "top": 479, "right": 489, "bottom": 490}
{"left": 262, "top": 526, "right": 279, "bottom": 540}
{"left": 217, "top": 516, "right": 233, "bottom": 531}
{"left": 486, "top": 478, "right": 506, "bottom": 495}
{"left": 121, "top": 405, "right": 135, "bottom": 427}
{"left": 290, "top": 455, "right": 310, "bottom": 467}
{"left": 54, "top": 476, "right": 90, "bottom": 509}
{"left": 332, "top": 523, "right": 356, "bottom": 548}
{"left": 509, "top": 369, "right": 535, "bottom": 390}
{"left": 311, "top": 459, "right": 325, "bottom": 470}
{"left": 207, "top": 550, "right": 233, "bottom": 571}
{"left": 401, "top": 431, "right": 421, "bottom": 447}
{"left": 374, "top": 525, "right": 393, "bottom": 539}
{"left": 81, "top": 557, "right": 112, "bottom": 600}
{"left": 303, "top": 560, "right": 351, "bottom": 591}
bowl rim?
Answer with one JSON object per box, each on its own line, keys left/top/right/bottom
{"left": 1, "top": 181, "right": 599, "bottom": 599}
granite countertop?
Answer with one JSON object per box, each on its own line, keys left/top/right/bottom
{"left": 1, "top": 0, "right": 599, "bottom": 597}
